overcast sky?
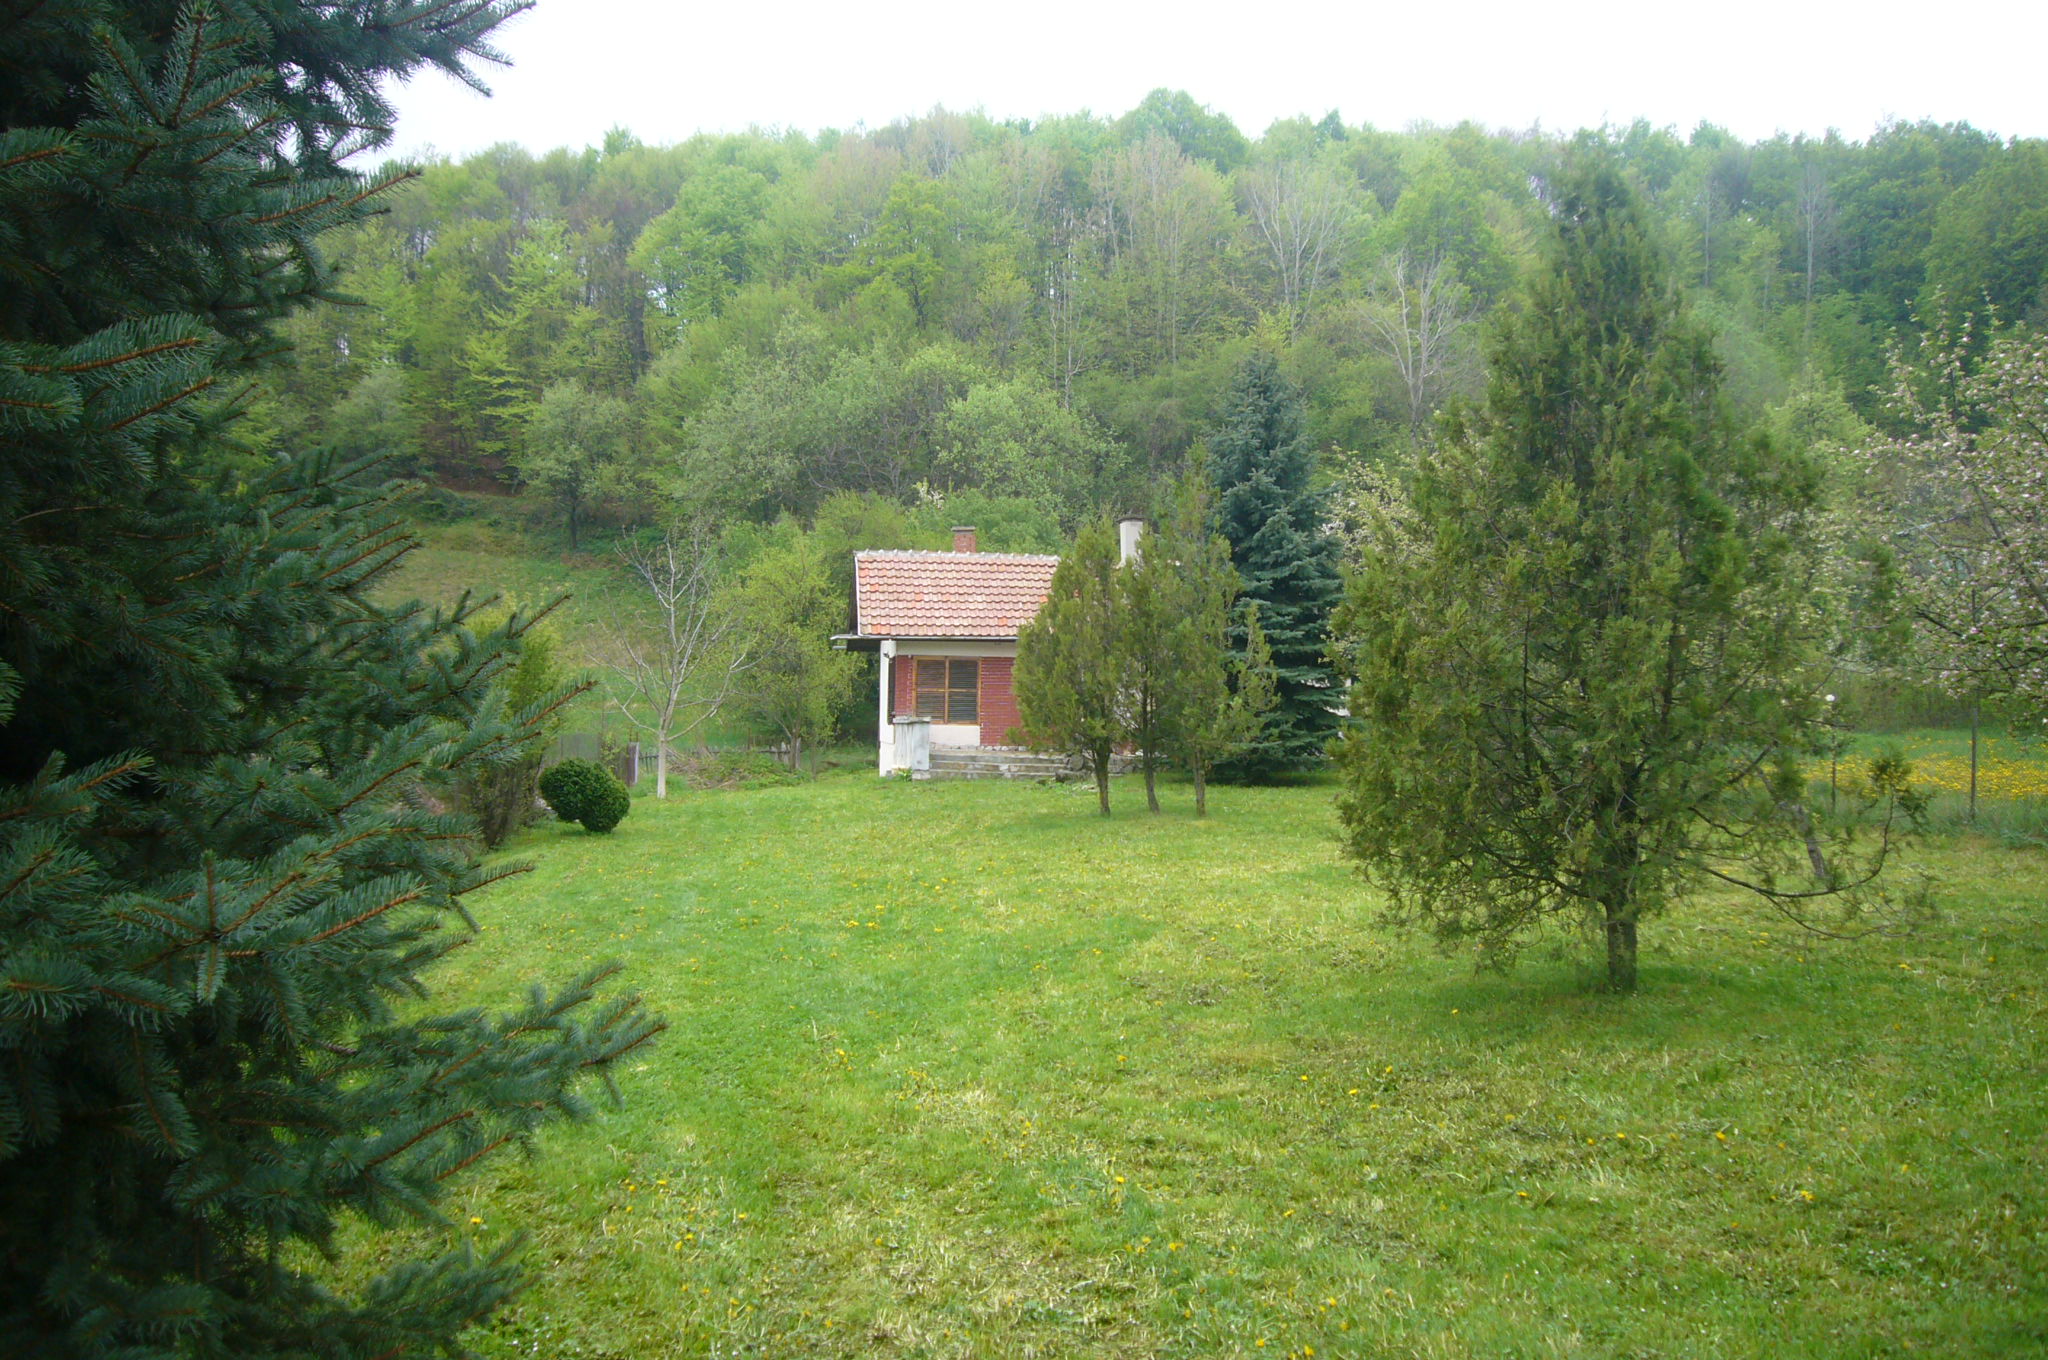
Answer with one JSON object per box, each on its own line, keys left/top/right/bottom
{"left": 381, "top": 0, "right": 2047, "bottom": 162}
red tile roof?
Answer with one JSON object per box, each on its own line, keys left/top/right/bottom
{"left": 853, "top": 550, "right": 1059, "bottom": 639}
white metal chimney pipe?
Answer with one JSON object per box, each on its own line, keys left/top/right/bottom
{"left": 1117, "top": 516, "right": 1144, "bottom": 565}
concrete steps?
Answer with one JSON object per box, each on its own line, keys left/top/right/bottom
{"left": 926, "top": 746, "right": 1083, "bottom": 780}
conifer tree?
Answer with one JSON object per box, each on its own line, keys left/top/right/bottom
{"left": 1115, "top": 521, "right": 1172, "bottom": 814}
{"left": 0, "top": 4, "right": 662, "bottom": 1354}
{"left": 1143, "top": 472, "right": 1277, "bottom": 816}
{"left": 1016, "top": 520, "right": 1124, "bottom": 815}
{"left": 1333, "top": 150, "right": 1924, "bottom": 993}
{"left": 1208, "top": 353, "right": 1345, "bottom": 778}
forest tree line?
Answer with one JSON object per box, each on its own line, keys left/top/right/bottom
{"left": 247, "top": 91, "right": 2048, "bottom": 547}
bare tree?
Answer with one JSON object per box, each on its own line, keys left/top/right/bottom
{"left": 1356, "top": 249, "right": 1480, "bottom": 439}
{"left": 1092, "top": 136, "right": 1235, "bottom": 371}
{"left": 597, "top": 524, "right": 751, "bottom": 798}
{"left": 1796, "top": 149, "right": 1837, "bottom": 351}
{"left": 1240, "top": 156, "right": 1359, "bottom": 335}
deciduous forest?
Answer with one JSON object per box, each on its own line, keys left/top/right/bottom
{"left": 252, "top": 94, "right": 2048, "bottom": 550}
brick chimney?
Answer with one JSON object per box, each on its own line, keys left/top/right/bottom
{"left": 952, "top": 525, "right": 977, "bottom": 554}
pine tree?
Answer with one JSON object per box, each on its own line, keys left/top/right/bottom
{"left": 0, "top": 4, "right": 663, "bottom": 1354}
{"left": 1208, "top": 353, "right": 1345, "bottom": 779}
{"left": 1333, "top": 149, "right": 1924, "bottom": 993}
{"left": 1016, "top": 520, "right": 1124, "bottom": 815}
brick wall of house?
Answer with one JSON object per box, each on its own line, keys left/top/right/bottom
{"left": 891, "top": 653, "right": 912, "bottom": 717}
{"left": 889, "top": 654, "right": 1020, "bottom": 745}
{"left": 979, "top": 656, "right": 1019, "bottom": 746}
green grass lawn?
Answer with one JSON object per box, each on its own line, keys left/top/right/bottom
{"left": 347, "top": 771, "right": 2048, "bottom": 1359}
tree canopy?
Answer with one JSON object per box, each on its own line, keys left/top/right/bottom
{"left": 235, "top": 104, "right": 2048, "bottom": 558}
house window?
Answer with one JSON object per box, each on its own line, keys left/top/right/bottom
{"left": 912, "top": 658, "right": 979, "bottom": 724}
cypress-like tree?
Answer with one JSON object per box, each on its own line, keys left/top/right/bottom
{"left": 1333, "top": 149, "right": 1924, "bottom": 993}
{"left": 0, "top": 4, "right": 662, "bottom": 1354}
{"left": 1208, "top": 353, "right": 1345, "bottom": 778}
{"left": 1016, "top": 520, "right": 1123, "bottom": 815}
{"left": 1142, "top": 470, "right": 1276, "bottom": 815}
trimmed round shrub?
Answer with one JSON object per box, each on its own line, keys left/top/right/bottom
{"left": 536, "top": 759, "right": 590, "bottom": 822}
{"left": 537, "top": 758, "right": 631, "bottom": 834}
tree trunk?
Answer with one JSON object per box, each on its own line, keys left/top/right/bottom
{"left": 1193, "top": 764, "right": 1207, "bottom": 817}
{"left": 655, "top": 740, "right": 668, "bottom": 799}
{"left": 1143, "top": 754, "right": 1159, "bottom": 814}
{"left": 1604, "top": 906, "right": 1638, "bottom": 993}
{"left": 1093, "top": 750, "right": 1111, "bottom": 817}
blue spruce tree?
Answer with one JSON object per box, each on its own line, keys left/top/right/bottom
{"left": 1208, "top": 353, "right": 1344, "bottom": 778}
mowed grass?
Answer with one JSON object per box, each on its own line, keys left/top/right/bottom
{"left": 345, "top": 773, "right": 2048, "bottom": 1359}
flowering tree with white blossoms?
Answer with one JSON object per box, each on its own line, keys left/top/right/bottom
{"left": 1864, "top": 322, "right": 2048, "bottom": 723}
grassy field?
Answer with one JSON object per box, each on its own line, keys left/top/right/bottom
{"left": 344, "top": 768, "right": 2047, "bottom": 1359}
{"left": 373, "top": 518, "right": 763, "bottom": 748}
{"left": 376, "top": 518, "right": 625, "bottom": 657}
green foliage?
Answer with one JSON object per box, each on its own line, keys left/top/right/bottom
{"left": 905, "top": 490, "right": 1065, "bottom": 554}
{"left": 222, "top": 100, "right": 2044, "bottom": 649}
{"left": 460, "top": 599, "right": 572, "bottom": 849}
{"left": 1922, "top": 140, "right": 2048, "bottom": 329}
{"left": 538, "top": 758, "right": 632, "bottom": 833}
{"left": 1016, "top": 520, "right": 1124, "bottom": 814}
{"left": 0, "top": 5, "right": 663, "bottom": 1353}
{"left": 514, "top": 380, "right": 632, "bottom": 549}
{"left": 212, "top": 97, "right": 2047, "bottom": 738}
{"left": 1141, "top": 470, "right": 1278, "bottom": 813}
{"left": 1334, "top": 149, "right": 1924, "bottom": 993}
{"left": 1208, "top": 352, "right": 1345, "bottom": 779}
{"left": 631, "top": 163, "right": 772, "bottom": 326}
{"left": 1860, "top": 322, "right": 2048, "bottom": 721}
{"left": 735, "top": 534, "right": 858, "bottom": 771}
{"left": 1115, "top": 88, "right": 1250, "bottom": 172}
{"left": 933, "top": 378, "right": 1129, "bottom": 523}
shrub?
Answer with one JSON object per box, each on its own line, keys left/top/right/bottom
{"left": 461, "top": 602, "right": 571, "bottom": 848}
{"left": 539, "top": 758, "right": 632, "bottom": 833}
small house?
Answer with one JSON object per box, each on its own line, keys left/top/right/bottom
{"left": 837, "top": 522, "right": 1147, "bottom": 777}
{"left": 835, "top": 527, "right": 1057, "bottom": 777}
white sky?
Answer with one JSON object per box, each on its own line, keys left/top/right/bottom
{"left": 381, "top": 0, "right": 2048, "bottom": 162}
